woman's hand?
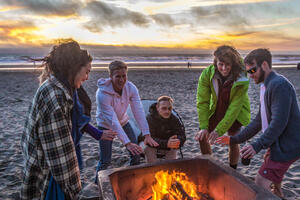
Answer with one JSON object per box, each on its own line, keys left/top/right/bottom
{"left": 215, "top": 135, "right": 230, "bottom": 146}
{"left": 195, "top": 129, "right": 209, "bottom": 141}
{"left": 100, "top": 130, "right": 117, "bottom": 141}
{"left": 208, "top": 131, "right": 219, "bottom": 144}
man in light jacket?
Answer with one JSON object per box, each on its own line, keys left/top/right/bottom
{"left": 95, "top": 61, "right": 158, "bottom": 173}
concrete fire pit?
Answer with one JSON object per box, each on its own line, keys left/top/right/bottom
{"left": 97, "top": 155, "right": 279, "bottom": 200}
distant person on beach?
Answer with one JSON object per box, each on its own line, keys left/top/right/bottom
{"left": 187, "top": 62, "right": 191, "bottom": 68}
{"left": 194, "top": 45, "right": 251, "bottom": 169}
{"left": 216, "top": 48, "right": 300, "bottom": 198}
{"left": 21, "top": 40, "right": 116, "bottom": 199}
{"left": 297, "top": 63, "right": 300, "bottom": 70}
{"left": 95, "top": 60, "right": 158, "bottom": 172}
{"left": 141, "top": 96, "right": 186, "bottom": 163}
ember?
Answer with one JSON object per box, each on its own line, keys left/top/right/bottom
{"left": 151, "top": 170, "right": 213, "bottom": 200}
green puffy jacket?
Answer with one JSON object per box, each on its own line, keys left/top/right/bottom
{"left": 197, "top": 64, "right": 251, "bottom": 136}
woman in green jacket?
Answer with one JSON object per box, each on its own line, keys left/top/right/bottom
{"left": 195, "top": 45, "right": 251, "bottom": 169}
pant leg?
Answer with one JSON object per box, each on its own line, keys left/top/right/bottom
{"left": 96, "top": 126, "right": 112, "bottom": 171}
{"left": 95, "top": 126, "right": 112, "bottom": 183}
{"left": 199, "top": 139, "right": 212, "bottom": 155}
{"left": 144, "top": 146, "right": 158, "bottom": 163}
{"left": 123, "top": 122, "right": 140, "bottom": 165}
{"left": 164, "top": 149, "right": 177, "bottom": 160}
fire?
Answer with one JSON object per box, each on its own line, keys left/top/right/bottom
{"left": 152, "top": 170, "right": 200, "bottom": 200}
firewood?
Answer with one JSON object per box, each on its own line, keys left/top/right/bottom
{"left": 171, "top": 181, "right": 194, "bottom": 200}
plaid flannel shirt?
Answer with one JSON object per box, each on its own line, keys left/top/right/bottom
{"left": 21, "top": 76, "right": 81, "bottom": 199}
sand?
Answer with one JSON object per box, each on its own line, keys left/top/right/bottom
{"left": 0, "top": 66, "right": 300, "bottom": 199}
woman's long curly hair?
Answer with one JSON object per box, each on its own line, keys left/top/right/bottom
{"left": 35, "top": 39, "right": 92, "bottom": 86}
{"left": 213, "top": 45, "right": 244, "bottom": 81}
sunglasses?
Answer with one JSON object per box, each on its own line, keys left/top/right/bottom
{"left": 247, "top": 66, "right": 258, "bottom": 74}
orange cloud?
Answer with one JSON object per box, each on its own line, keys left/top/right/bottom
{"left": 0, "top": 5, "right": 22, "bottom": 12}
{"left": 0, "top": 20, "right": 48, "bottom": 46}
{"left": 143, "top": 30, "right": 299, "bottom": 51}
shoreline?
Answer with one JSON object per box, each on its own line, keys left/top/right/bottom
{"left": 0, "top": 63, "right": 298, "bottom": 72}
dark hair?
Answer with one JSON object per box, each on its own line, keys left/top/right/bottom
{"left": 36, "top": 39, "right": 92, "bottom": 85}
{"left": 213, "top": 45, "right": 244, "bottom": 81}
{"left": 77, "top": 86, "right": 91, "bottom": 116}
{"left": 244, "top": 48, "right": 272, "bottom": 69}
{"left": 108, "top": 60, "right": 128, "bottom": 76}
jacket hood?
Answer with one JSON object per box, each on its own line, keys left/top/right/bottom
{"left": 97, "top": 78, "right": 116, "bottom": 95}
{"left": 149, "top": 102, "right": 158, "bottom": 116}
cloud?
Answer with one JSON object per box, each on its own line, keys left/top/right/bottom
{"left": 151, "top": 14, "right": 176, "bottom": 26}
{"left": 148, "top": 1, "right": 299, "bottom": 33}
{"left": 195, "top": 30, "right": 300, "bottom": 51}
{"left": 138, "top": 3, "right": 251, "bottom": 31}
{"left": 1, "top": 0, "right": 81, "bottom": 16}
{"left": 127, "top": 0, "right": 172, "bottom": 2}
{"left": 190, "top": 1, "right": 300, "bottom": 32}
{"left": 226, "top": 31, "right": 258, "bottom": 37}
{"left": 0, "top": 19, "right": 45, "bottom": 45}
{"left": 190, "top": 4, "right": 250, "bottom": 31}
{"left": 82, "top": 1, "right": 150, "bottom": 33}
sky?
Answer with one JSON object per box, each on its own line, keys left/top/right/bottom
{"left": 0, "top": 0, "right": 300, "bottom": 54}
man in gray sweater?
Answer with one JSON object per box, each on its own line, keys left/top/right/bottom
{"left": 216, "top": 48, "right": 300, "bottom": 198}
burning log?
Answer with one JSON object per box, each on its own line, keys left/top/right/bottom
{"left": 150, "top": 170, "right": 215, "bottom": 200}
{"left": 171, "top": 181, "right": 194, "bottom": 200}
{"left": 169, "top": 181, "right": 214, "bottom": 200}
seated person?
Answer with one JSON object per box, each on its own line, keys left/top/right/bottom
{"left": 143, "top": 96, "right": 186, "bottom": 163}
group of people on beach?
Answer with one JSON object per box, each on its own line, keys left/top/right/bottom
{"left": 20, "top": 39, "right": 300, "bottom": 199}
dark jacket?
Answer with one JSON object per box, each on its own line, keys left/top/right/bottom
{"left": 231, "top": 71, "right": 300, "bottom": 162}
{"left": 146, "top": 103, "right": 186, "bottom": 150}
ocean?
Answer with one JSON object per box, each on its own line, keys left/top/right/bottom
{"left": 0, "top": 54, "right": 299, "bottom": 69}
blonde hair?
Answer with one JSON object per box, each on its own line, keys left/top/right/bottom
{"left": 157, "top": 96, "right": 174, "bottom": 105}
{"left": 108, "top": 60, "right": 128, "bottom": 76}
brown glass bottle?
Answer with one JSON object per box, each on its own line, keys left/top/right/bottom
{"left": 241, "top": 157, "right": 251, "bottom": 165}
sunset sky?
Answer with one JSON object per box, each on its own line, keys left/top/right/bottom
{"left": 0, "top": 0, "right": 300, "bottom": 53}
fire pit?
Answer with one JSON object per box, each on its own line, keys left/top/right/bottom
{"left": 97, "top": 155, "right": 279, "bottom": 200}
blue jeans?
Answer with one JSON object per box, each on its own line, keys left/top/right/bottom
{"left": 96, "top": 122, "right": 140, "bottom": 172}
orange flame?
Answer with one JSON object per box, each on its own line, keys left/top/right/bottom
{"left": 152, "top": 170, "right": 200, "bottom": 200}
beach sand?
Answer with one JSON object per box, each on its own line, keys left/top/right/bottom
{"left": 0, "top": 66, "right": 300, "bottom": 199}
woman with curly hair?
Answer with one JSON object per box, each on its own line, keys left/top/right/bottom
{"left": 21, "top": 40, "right": 116, "bottom": 200}
{"left": 195, "top": 45, "right": 251, "bottom": 169}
